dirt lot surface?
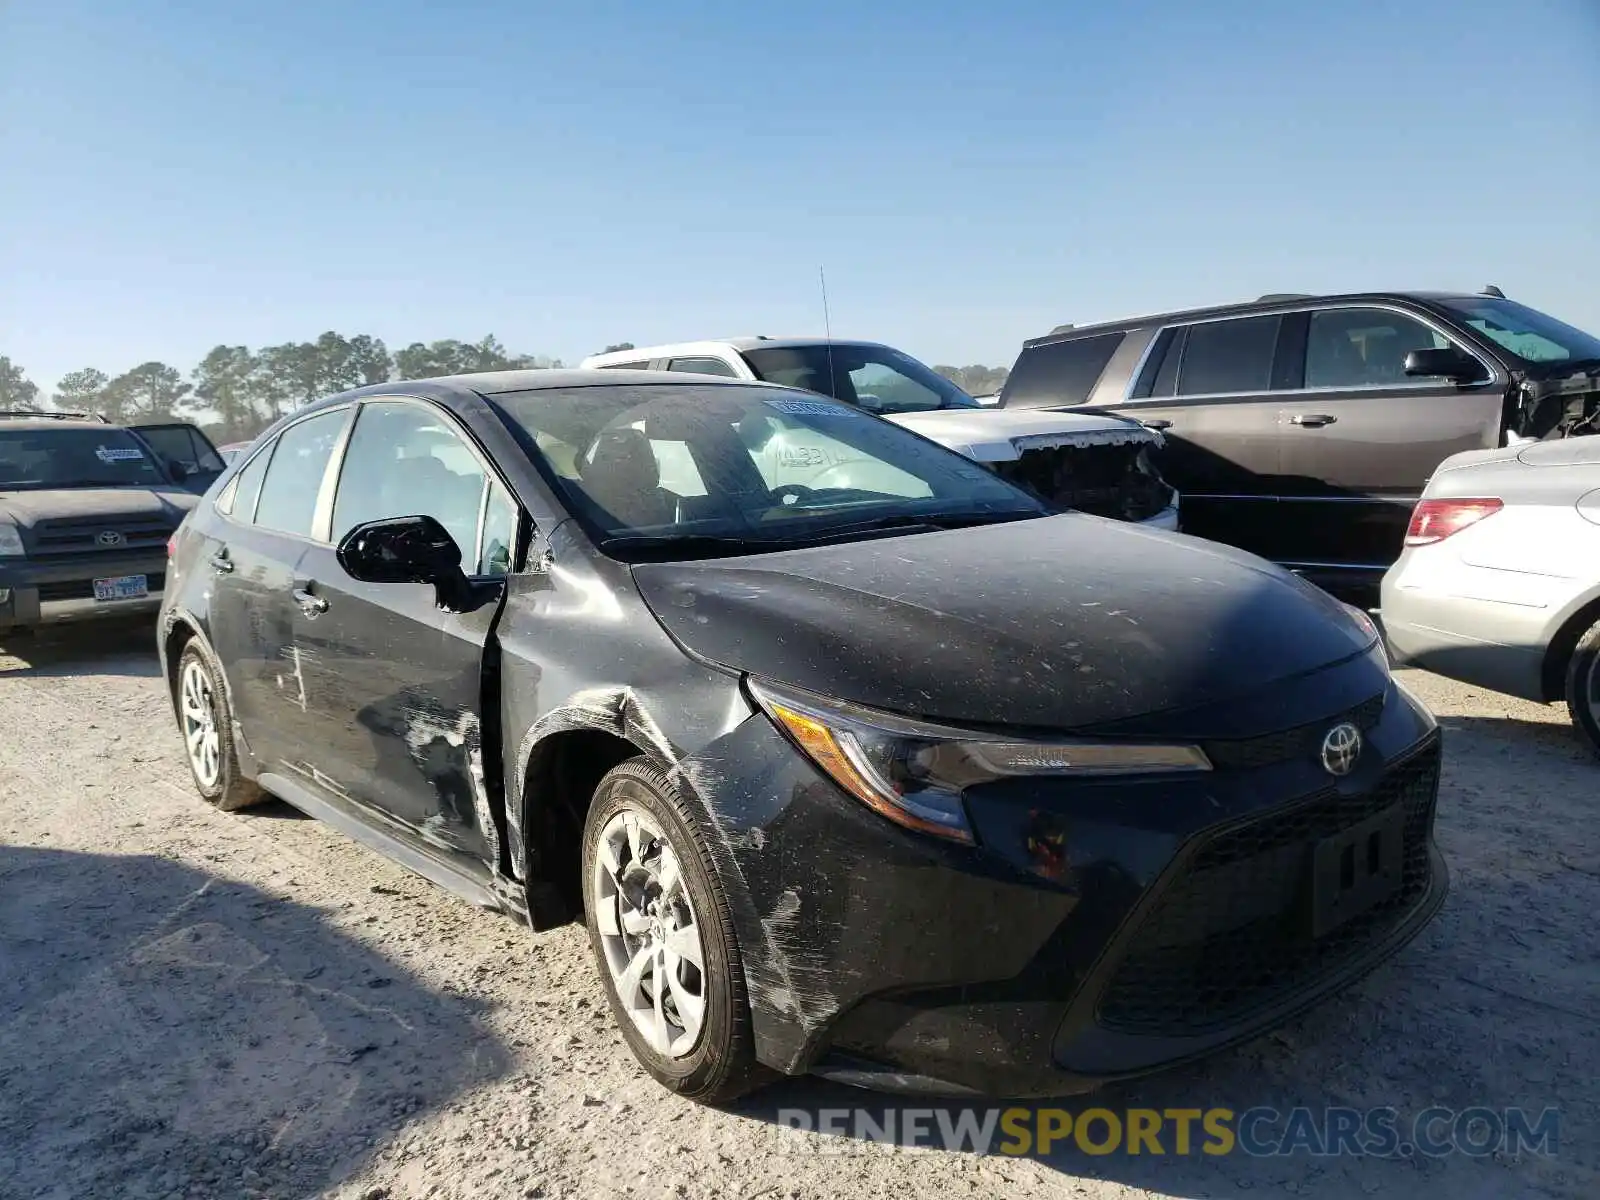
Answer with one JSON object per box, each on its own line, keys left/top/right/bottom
{"left": 1, "top": 620, "right": 1594, "bottom": 1200}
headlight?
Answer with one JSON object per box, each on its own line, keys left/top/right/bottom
{"left": 0, "top": 525, "right": 24, "bottom": 556}
{"left": 747, "top": 679, "right": 1211, "bottom": 844}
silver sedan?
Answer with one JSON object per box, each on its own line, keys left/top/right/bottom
{"left": 1381, "top": 436, "right": 1600, "bottom": 757}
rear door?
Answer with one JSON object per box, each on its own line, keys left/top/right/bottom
{"left": 203, "top": 407, "right": 352, "bottom": 772}
{"left": 286, "top": 398, "right": 517, "bottom": 874}
{"left": 1275, "top": 305, "right": 1505, "bottom": 570}
{"left": 1103, "top": 315, "right": 1294, "bottom": 560}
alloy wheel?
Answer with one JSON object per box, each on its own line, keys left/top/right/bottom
{"left": 180, "top": 658, "right": 222, "bottom": 789}
{"left": 590, "top": 807, "right": 707, "bottom": 1059}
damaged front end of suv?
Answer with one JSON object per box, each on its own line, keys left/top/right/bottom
{"left": 889, "top": 409, "right": 1180, "bottom": 529}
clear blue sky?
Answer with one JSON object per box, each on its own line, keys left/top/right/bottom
{"left": 3, "top": 0, "right": 1598, "bottom": 392}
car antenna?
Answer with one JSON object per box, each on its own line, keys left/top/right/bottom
{"left": 820, "top": 264, "right": 836, "bottom": 393}
{"left": 1481, "top": 284, "right": 1506, "bottom": 298}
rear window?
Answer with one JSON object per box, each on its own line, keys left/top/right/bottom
{"left": 1176, "top": 315, "right": 1282, "bottom": 396}
{"left": 999, "top": 332, "right": 1124, "bottom": 408}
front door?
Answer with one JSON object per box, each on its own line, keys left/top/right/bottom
{"left": 286, "top": 398, "right": 519, "bottom": 873}
{"left": 1275, "top": 306, "right": 1505, "bottom": 571}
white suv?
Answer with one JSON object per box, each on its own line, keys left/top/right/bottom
{"left": 581, "top": 338, "right": 1179, "bottom": 529}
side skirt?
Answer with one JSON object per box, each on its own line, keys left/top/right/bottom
{"left": 258, "top": 770, "right": 523, "bottom": 921}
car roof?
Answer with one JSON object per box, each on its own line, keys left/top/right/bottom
{"left": 1024, "top": 291, "right": 1487, "bottom": 347}
{"left": 0, "top": 416, "right": 122, "bottom": 432}
{"left": 584, "top": 337, "right": 894, "bottom": 362}
{"left": 308, "top": 367, "right": 778, "bottom": 411}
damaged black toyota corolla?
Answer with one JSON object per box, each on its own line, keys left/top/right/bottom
{"left": 159, "top": 370, "right": 1447, "bottom": 1101}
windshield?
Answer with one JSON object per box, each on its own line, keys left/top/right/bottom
{"left": 741, "top": 343, "right": 980, "bottom": 414}
{"left": 489, "top": 383, "right": 1044, "bottom": 559}
{"left": 1437, "top": 297, "right": 1600, "bottom": 367}
{"left": 0, "top": 427, "right": 172, "bottom": 491}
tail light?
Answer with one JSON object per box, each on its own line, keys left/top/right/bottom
{"left": 1404, "top": 497, "right": 1502, "bottom": 546}
{"left": 167, "top": 532, "right": 178, "bottom": 558}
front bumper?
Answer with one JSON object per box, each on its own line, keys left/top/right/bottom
{"left": 0, "top": 553, "right": 168, "bottom": 630}
{"left": 687, "top": 660, "right": 1446, "bottom": 1097}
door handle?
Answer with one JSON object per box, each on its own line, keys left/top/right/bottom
{"left": 1141, "top": 419, "right": 1173, "bottom": 430}
{"left": 1290, "top": 413, "right": 1338, "bottom": 427}
{"left": 292, "top": 586, "right": 329, "bottom": 617}
{"left": 208, "top": 551, "right": 234, "bottom": 573}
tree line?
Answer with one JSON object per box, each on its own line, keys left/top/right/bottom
{"left": 0, "top": 335, "right": 562, "bottom": 442}
{"left": 1, "top": 341, "right": 1009, "bottom": 443}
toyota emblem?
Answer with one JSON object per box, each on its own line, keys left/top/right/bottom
{"left": 1320, "top": 722, "right": 1362, "bottom": 776}
{"left": 96, "top": 530, "right": 125, "bottom": 547}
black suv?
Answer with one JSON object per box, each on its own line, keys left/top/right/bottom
{"left": 998, "top": 289, "right": 1600, "bottom": 592}
{"left": 0, "top": 412, "right": 225, "bottom": 632}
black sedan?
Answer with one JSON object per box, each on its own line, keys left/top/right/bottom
{"left": 158, "top": 370, "right": 1447, "bottom": 1101}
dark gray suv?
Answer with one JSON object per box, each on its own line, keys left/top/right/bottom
{"left": 999, "top": 289, "right": 1600, "bottom": 592}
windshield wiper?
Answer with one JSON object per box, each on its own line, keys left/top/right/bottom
{"left": 762, "top": 508, "right": 1044, "bottom": 546}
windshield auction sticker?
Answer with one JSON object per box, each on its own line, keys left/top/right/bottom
{"left": 95, "top": 446, "right": 146, "bottom": 463}
{"left": 763, "top": 398, "right": 845, "bottom": 417}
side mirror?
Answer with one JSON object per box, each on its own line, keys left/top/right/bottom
{"left": 1404, "top": 347, "right": 1485, "bottom": 384}
{"left": 337, "top": 515, "right": 474, "bottom": 610}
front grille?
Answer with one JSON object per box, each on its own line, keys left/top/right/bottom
{"left": 1097, "top": 743, "right": 1441, "bottom": 1035}
{"left": 37, "top": 572, "right": 165, "bottom": 602}
{"left": 992, "top": 444, "right": 1173, "bottom": 522}
{"left": 28, "top": 515, "right": 176, "bottom": 560}
{"left": 1202, "top": 693, "right": 1386, "bottom": 771}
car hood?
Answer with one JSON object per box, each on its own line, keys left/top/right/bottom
{"left": 0, "top": 486, "right": 199, "bottom": 529}
{"left": 631, "top": 514, "right": 1374, "bottom": 731}
{"left": 884, "top": 408, "right": 1160, "bottom": 463}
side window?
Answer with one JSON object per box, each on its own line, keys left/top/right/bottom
{"left": 332, "top": 401, "right": 488, "bottom": 561}
{"left": 666, "top": 356, "right": 739, "bottom": 378}
{"left": 1177, "top": 316, "right": 1282, "bottom": 396}
{"left": 1131, "top": 328, "right": 1183, "bottom": 399}
{"left": 602, "top": 360, "right": 651, "bottom": 371}
{"left": 1305, "top": 309, "right": 1452, "bottom": 388}
{"left": 1151, "top": 330, "right": 1184, "bottom": 397}
{"left": 843, "top": 362, "right": 943, "bottom": 413}
{"left": 1000, "top": 333, "right": 1125, "bottom": 407}
{"left": 477, "top": 481, "right": 518, "bottom": 577}
{"left": 252, "top": 411, "right": 346, "bottom": 537}
{"left": 219, "top": 446, "right": 270, "bottom": 520}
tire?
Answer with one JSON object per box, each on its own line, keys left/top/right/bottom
{"left": 1565, "top": 619, "right": 1600, "bottom": 760}
{"left": 581, "top": 757, "right": 766, "bottom": 1103}
{"left": 175, "top": 640, "right": 266, "bottom": 811}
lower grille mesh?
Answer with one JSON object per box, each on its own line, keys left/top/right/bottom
{"left": 1097, "top": 744, "right": 1441, "bottom": 1035}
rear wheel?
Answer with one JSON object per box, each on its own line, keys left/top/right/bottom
{"left": 176, "top": 640, "right": 265, "bottom": 811}
{"left": 1564, "top": 619, "right": 1600, "bottom": 760}
{"left": 581, "top": 758, "right": 766, "bottom": 1103}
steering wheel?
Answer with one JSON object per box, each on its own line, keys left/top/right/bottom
{"left": 770, "top": 483, "right": 817, "bottom": 506}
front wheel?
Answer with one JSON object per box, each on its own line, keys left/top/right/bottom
{"left": 581, "top": 758, "right": 766, "bottom": 1103}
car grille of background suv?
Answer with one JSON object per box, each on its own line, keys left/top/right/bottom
{"left": 1096, "top": 741, "right": 1441, "bottom": 1036}
{"left": 27, "top": 515, "right": 176, "bottom": 560}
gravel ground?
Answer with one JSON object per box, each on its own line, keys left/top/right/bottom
{"left": 0, "top": 620, "right": 1594, "bottom": 1200}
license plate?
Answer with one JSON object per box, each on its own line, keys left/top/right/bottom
{"left": 93, "top": 574, "right": 149, "bottom": 602}
{"left": 1309, "top": 803, "right": 1404, "bottom": 938}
